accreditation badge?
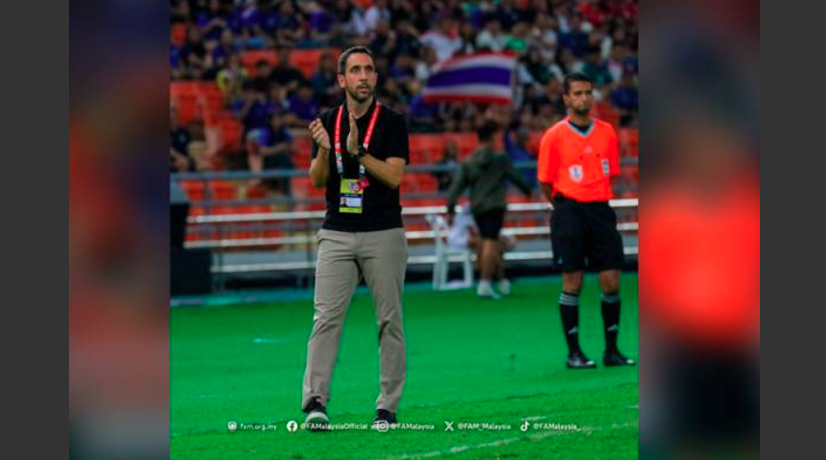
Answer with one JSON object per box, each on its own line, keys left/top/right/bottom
{"left": 339, "top": 178, "right": 365, "bottom": 214}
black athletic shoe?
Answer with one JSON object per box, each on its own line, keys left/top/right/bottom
{"left": 566, "top": 352, "right": 597, "bottom": 369}
{"left": 304, "top": 400, "right": 330, "bottom": 431}
{"left": 603, "top": 350, "right": 637, "bottom": 367}
{"left": 372, "top": 409, "right": 398, "bottom": 431}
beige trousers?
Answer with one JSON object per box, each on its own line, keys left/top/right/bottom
{"left": 302, "top": 228, "right": 408, "bottom": 413}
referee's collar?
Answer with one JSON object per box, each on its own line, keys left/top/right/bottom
{"left": 565, "top": 117, "right": 595, "bottom": 137}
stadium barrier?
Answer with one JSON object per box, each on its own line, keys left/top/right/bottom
{"left": 171, "top": 165, "right": 638, "bottom": 288}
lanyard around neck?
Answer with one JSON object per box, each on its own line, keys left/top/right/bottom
{"left": 333, "top": 101, "right": 381, "bottom": 176}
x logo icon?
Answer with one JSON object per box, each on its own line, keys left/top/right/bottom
{"left": 445, "top": 421, "right": 454, "bottom": 432}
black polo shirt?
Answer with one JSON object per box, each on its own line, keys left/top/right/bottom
{"left": 311, "top": 99, "right": 410, "bottom": 232}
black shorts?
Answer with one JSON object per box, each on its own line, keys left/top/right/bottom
{"left": 550, "top": 195, "right": 624, "bottom": 272}
{"left": 473, "top": 208, "right": 506, "bottom": 240}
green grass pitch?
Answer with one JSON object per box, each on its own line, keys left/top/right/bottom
{"left": 171, "top": 274, "right": 638, "bottom": 459}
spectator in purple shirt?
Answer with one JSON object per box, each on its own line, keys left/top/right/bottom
{"left": 170, "top": 106, "right": 196, "bottom": 173}
{"left": 180, "top": 27, "right": 207, "bottom": 77}
{"left": 610, "top": 71, "right": 638, "bottom": 126}
{"left": 310, "top": 8, "right": 335, "bottom": 43}
{"left": 388, "top": 53, "right": 416, "bottom": 88}
{"left": 269, "top": 48, "right": 306, "bottom": 96}
{"left": 234, "top": 81, "right": 279, "bottom": 135}
{"left": 310, "top": 52, "right": 339, "bottom": 108}
{"left": 264, "top": 0, "right": 302, "bottom": 46}
{"left": 503, "top": 124, "right": 537, "bottom": 187}
{"left": 558, "top": 15, "right": 590, "bottom": 58}
{"left": 239, "top": 0, "right": 261, "bottom": 32}
{"left": 494, "top": 0, "right": 528, "bottom": 30}
{"left": 409, "top": 93, "right": 439, "bottom": 132}
{"left": 393, "top": 20, "right": 422, "bottom": 60}
{"left": 251, "top": 60, "right": 274, "bottom": 93}
{"left": 195, "top": 0, "right": 228, "bottom": 42}
{"left": 286, "top": 83, "right": 320, "bottom": 127}
{"left": 261, "top": 112, "right": 295, "bottom": 197}
{"left": 170, "top": 44, "right": 184, "bottom": 80}
{"left": 247, "top": 113, "right": 295, "bottom": 197}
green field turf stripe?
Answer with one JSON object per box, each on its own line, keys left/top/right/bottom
{"left": 385, "top": 421, "right": 638, "bottom": 460}
{"left": 170, "top": 273, "right": 637, "bottom": 308}
{"left": 171, "top": 275, "right": 638, "bottom": 459}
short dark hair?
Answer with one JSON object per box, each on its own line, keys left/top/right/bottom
{"left": 338, "top": 46, "right": 375, "bottom": 75}
{"left": 477, "top": 121, "right": 498, "bottom": 143}
{"left": 563, "top": 72, "right": 593, "bottom": 94}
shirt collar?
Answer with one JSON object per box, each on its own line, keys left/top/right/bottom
{"left": 343, "top": 97, "right": 378, "bottom": 121}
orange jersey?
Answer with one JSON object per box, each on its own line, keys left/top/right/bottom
{"left": 537, "top": 116, "right": 620, "bottom": 202}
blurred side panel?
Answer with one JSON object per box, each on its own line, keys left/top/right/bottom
{"left": 69, "top": 1, "right": 170, "bottom": 459}
{"left": 639, "top": 0, "right": 760, "bottom": 459}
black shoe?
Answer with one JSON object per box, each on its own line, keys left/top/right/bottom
{"left": 372, "top": 409, "right": 398, "bottom": 431}
{"left": 566, "top": 352, "right": 596, "bottom": 369}
{"left": 603, "top": 350, "right": 636, "bottom": 367}
{"left": 303, "top": 400, "right": 330, "bottom": 431}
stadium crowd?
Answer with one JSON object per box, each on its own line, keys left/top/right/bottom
{"left": 170, "top": 0, "right": 638, "bottom": 179}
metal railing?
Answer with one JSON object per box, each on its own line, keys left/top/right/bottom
{"left": 172, "top": 163, "right": 639, "bottom": 288}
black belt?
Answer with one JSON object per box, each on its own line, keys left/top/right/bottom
{"left": 554, "top": 193, "right": 606, "bottom": 206}
{"left": 553, "top": 192, "right": 571, "bottom": 204}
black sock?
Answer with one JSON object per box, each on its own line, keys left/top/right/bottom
{"left": 601, "top": 293, "right": 621, "bottom": 353}
{"left": 559, "top": 292, "right": 581, "bottom": 355}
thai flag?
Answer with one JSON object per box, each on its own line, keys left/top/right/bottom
{"left": 422, "top": 53, "right": 517, "bottom": 105}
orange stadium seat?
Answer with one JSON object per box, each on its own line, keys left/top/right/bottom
{"left": 170, "top": 81, "right": 199, "bottom": 98}
{"left": 199, "top": 94, "right": 225, "bottom": 116}
{"left": 194, "top": 81, "right": 222, "bottom": 96}
{"left": 452, "top": 133, "right": 480, "bottom": 159}
{"left": 621, "top": 165, "right": 639, "bottom": 186}
{"left": 292, "top": 135, "right": 313, "bottom": 169}
{"left": 217, "top": 120, "right": 243, "bottom": 152}
{"left": 172, "top": 82, "right": 228, "bottom": 125}
{"left": 400, "top": 175, "right": 421, "bottom": 193}
{"left": 171, "top": 24, "right": 187, "bottom": 47}
{"left": 408, "top": 134, "right": 440, "bottom": 164}
{"left": 173, "top": 95, "right": 199, "bottom": 125}
{"left": 240, "top": 48, "right": 341, "bottom": 80}
{"left": 594, "top": 101, "right": 620, "bottom": 128}
{"left": 292, "top": 177, "right": 325, "bottom": 200}
{"left": 415, "top": 175, "right": 438, "bottom": 193}
{"left": 289, "top": 49, "right": 341, "bottom": 79}
{"left": 208, "top": 180, "right": 238, "bottom": 201}
{"left": 618, "top": 128, "right": 639, "bottom": 157}
{"left": 527, "top": 131, "right": 543, "bottom": 156}
{"left": 245, "top": 185, "right": 268, "bottom": 199}
{"left": 292, "top": 177, "right": 312, "bottom": 197}
{"left": 240, "top": 50, "right": 278, "bottom": 74}
{"left": 204, "top": 110, "right": 236, "bottom": 127}
{"left": 180, "top": 181, "right": 205, "bottom": 202}
{"left": 406, "top": 222, "right": 430, "bottom": 233}
{"left": 188, "top": 206, "right": 206, "bottom": 216}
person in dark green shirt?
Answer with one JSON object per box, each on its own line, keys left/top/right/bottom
{"left": 446, "top": 122, "right": 534, "bottom": 298}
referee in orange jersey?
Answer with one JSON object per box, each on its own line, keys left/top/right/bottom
{"left": 537, "top": 72, "right": 636, "bottom": 369}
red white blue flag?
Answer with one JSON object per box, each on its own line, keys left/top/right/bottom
{"left": 422, "top": 53, "right": 517, "bottom": 105}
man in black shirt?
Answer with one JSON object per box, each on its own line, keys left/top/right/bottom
{"left": 269, "top": 47, "right": 306, "bottom": 96}
{"left": 301, "top": 46, "right": 410, "bottom": 431}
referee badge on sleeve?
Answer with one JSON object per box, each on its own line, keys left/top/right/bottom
{"left": 569, "top": 165, "right": 584, "bottom": 182}
{"left": 601, "top": 159, "right": 610, "bottom": 177}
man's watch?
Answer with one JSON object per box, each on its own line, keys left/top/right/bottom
{"left": 356, "top": 145, "right": 368, "bottom": 159}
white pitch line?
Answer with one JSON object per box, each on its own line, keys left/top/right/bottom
{"left": 252, "top": 337, "right": 288, "bottom": 344}
{"left": 383, "top": 421, "right": 637, "bottom": 460}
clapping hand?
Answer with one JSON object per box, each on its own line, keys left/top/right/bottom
{"left": 346, "top": 113, "right": 359, "bottom": 156}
